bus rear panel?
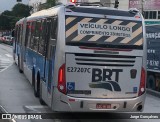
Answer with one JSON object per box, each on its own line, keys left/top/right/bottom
{"left": 52, "top": 7, "right": 146, "bottom": 112}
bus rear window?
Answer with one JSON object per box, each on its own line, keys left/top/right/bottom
{"left": 65, "top": 16, "right": 143, "bottom": 49}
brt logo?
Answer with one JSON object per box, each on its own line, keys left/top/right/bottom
{"left": 92, "top": 68, "right": 123, "bottom": 82}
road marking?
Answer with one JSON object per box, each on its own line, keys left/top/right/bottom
{"left": 0, "top": 105, "right": 16, "bottom": 122}
{"left": 5, "top": 54, "right": 12, "bottom": 58}
{"left": 0, "top": 57, "right": 13, "bottom": 72}
{"left": 24, "top": 105, "right": 52, "bottom": 113}
{"left": 25, "top": 105, "right": 49, "bottom": 109}
{"left": 1, "top": 58, "right": 11, "bottom": 61}
{"left": 0, "top": 63, "right": 13, "bottom": 73}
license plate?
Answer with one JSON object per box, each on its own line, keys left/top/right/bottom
{"left": 96, "top": 103, "right": 111, "bottom": 109}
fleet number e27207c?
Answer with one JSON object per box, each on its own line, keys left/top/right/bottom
{"left": 67, "top": 67, "right": 91, "bottom": 73}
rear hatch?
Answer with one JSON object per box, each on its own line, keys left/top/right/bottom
{"left": 65, "top": 7, "right": 144, "bottom": 99}
{"left": 66, "top": 52, "right": 142, "bottom": 98}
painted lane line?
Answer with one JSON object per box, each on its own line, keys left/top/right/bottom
{"left": 0, "top": 63, "right": 13, "bottom": 73}
{"left": 0, "top": 105, "right": 16, "bottom": 122}
{"left": 5, "top": 54, "right": 13, "bottom": 58}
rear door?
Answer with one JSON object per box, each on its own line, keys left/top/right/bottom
{"left": 65, "top": 9, "right": 144, "bottom": 99}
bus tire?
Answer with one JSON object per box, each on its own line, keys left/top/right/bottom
{"left": 18, "top": 55, "right": 23, "bottom": 73}
{"left": 147, "top": 75, "right": 156, "bottom": 90}
{"left": 34, "top": 87, "right": 38, "bottom": 97}
{"left": 39, "top": 81, "right": 46, "bottom": 105}
{"left": 13, "top": 53, "right": 15, "bottom": 61}
{"left": 32, "top": 69, "right": 38, "bottom": 97}
{"left": 36, "top": 72, "right": 40, "bottom": 98}
{"left": 34, "top": 84, "right": 39, "bottom": 98}
{"left": 32, "top": 68, "right": 35, "bottom": 87}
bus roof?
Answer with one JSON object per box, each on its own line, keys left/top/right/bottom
{"left": 26, "top": 3, "right": 140, "bottom": 20}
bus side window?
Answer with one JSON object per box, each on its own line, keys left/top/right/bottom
{"left": 25, "top": 22, "right": 30, "bottom": 47}
{"left": 17, "top": 25, "right": 20, "bottom": 44}
{"left": 48, "top": 17, "right": 58, "bottom": 59}
{"left": 38, "top": 19, "right": 47, "bottom": 56}
{"left": 33, "top": 20, "right": 41, "bottom": 52}
{"left": 14, "top": 26, "right": 18, "bottom": 53}
{"left": 15, "top": 26, "right": 18, "bottom": 42}
{"left": 20, "top": 24, "right": 23, "bottom": 45}
{"left": 37, "top": 21, "right": 42, "bottom": 52}
{"left": 51, "top": 17, "right": 58, "bottom": 41}
{"left": 28, "top": 22, "right": 33, "bottom": 49}
{"left": 29, "top": 21, "right": 36, "bottom": 50}
{"left": 27, "top": 22, "right": 32, "bottom": 48}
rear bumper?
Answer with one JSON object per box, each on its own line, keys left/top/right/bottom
{"left": 52, "top": 90, "right": 146, "bottom": 112}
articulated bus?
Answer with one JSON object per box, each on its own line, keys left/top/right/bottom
{"left": 13, "top": 2, "right": 147, "bottom": 112}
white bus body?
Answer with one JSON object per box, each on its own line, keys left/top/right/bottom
{"left": 14, "top": 4, "right": 147, "bottom": 112}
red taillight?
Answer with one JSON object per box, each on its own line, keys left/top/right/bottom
{"left": 135, "top": 15, "right": 140, "bottom": 19}
{"left": 138, "top": 67, "right": 146, "bottom": 96}
{"left": 70, "top": 0, "right": 76, "bottom": 3}
{"left": 69, "top": 99, "right": 75, "bottom": 102}
{"left": 58, "top": 64, "right": 66, "bottom": 94}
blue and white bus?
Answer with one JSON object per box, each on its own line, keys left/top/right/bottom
{"left": 13, "top": 2, "right": 147, "bottom": 112}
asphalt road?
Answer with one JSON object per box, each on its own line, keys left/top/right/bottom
{"left": 0, "top": 44, "right": 160, "bottom": 122}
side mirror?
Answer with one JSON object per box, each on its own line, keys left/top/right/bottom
{"left": 12, "top": 29, "right": 15, "bottom": 37}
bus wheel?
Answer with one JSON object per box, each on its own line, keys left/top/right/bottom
{"left": 32, "top": 69, "right": 38, "bottom": 97}
{"left": 32, "top": 69, "right": 35, "bottom": 87}
{"left": 34, "top": 84, "right": 39, "bottom": 97}
{"left": 13, "top": 53, "right": 15, "bottom": 61}
{"left": 39, "top": 81, "right": 46, "bottom": 105}
{"left": 147, "top": 75, "right": 156, "bottom": 90}
{"left": 36, "top": 73, "right": 40, "bottom": 98}
{"left": 34, "top": 83, "right": 39, "bottom": 98}
{"left": 18, "top": 55, "right": 23, "bottom": 73}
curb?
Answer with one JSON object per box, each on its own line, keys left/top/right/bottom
{"left": 146, "top": 88, "right": 160, "bottom": 98}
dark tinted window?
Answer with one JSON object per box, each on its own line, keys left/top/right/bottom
{"left": 158, "top": 11, "right": 160, "bottom": 19}
{"left": 38, "top": 19, "right": 47, "bottom": 55}
{"left": 25, "top": 22, "right": 30, "bottom": 46}
{"left": 153, "top": 11, "right": 156, "bottom": 19}
{"left": 29, "top": 21, "right": 36, "bottom": 50}
{"left": 144, "top": 11, "right": 149, "bottom": 19}
{"left": 50, "top": 17, "right": 57, "bottom": 40}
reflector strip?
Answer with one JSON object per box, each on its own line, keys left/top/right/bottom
{"left": 66, "top": 18, "right": 92, "bottom": 38}
{"left": 134, "top": 38, "right": 143, "bottom": 45}
{"left": 105, "top": 22, "right": 137, "bottom": 42}
{"left": 120, "top": 26, "right": 142, "bottom": 44}
{"left": 66, "top": 23, "right": 78, "bottom": 37}
{"left": 66, "top": 17, "right": 76, "bottom": 25}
